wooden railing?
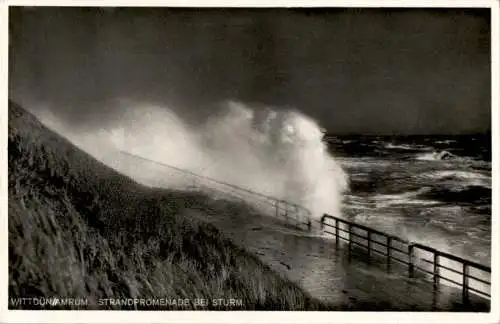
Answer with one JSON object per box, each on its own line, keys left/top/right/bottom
{"left": 118, "top": 150, "right": 312, "bottom": 227}
{"left": 320, "top": 214, "right": 491, "bottom": 302}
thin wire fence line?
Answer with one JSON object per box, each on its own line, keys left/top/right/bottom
{"left": 117, "top": 150, "right": 304, "bottom": 205}
{"left": 116, "top": 149, "right": 313, "bottom": 223}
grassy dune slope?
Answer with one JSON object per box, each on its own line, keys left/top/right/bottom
{"left": 8, "top": 100, "right": 329, "bottom": 310}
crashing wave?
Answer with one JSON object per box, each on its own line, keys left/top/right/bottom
{"left": 38, "top": 99, "right": 350, "bottom": 221}
{"left": 102, "top": 100, "right": 350, "bottom": 220}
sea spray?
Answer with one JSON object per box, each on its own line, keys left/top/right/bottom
{"left": 35, "top": 99, "right": 349, "bottom": 220}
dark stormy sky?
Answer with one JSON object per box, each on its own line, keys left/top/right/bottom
{"left": 9, "top": 7, "right": 491, "bottom": 134}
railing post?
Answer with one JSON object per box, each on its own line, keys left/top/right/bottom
{"left": 408, "top": 244, "right": 415, "bottom": 278}
{"left": 367, "top": 231, "right": 372, "bottom": 263}
{"left": 386, "top": 236, "right": 392, "bottom": 271}
{"left": 335, "top": 219, "right": 340, "bottom": 246}
{"left": 348, "top": 223, "right": 353, "bottom": 255}
{"left": 463, "top": 263, "right": 469, "bottom": 304}
{"left": 307, "top": 220, "right": 311, "bottom": 232}
{"left": 275, "top": 200, "right": 279, "bottom": 219}
{"left": 433, "top": 253, "right": 440, "bottom": 290}
{"left": 320, "top": 215, "right": 325, "bottom": 231}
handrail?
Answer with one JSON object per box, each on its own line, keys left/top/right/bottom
{"left": 117, "top": 149, "right": 312, "bottom": 225}
{"left": 321, "top": 214, "right": 491, "bottom": 303}
{"left": 119, "top": 150, "right": 284, "bottom": 202}
{"left": 321, "top": 214, "right": 409, "bottom": 244}
{"left": 411, "top": 243, "right": 491, "bottom": 273}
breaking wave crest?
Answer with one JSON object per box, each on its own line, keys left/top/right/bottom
{"left": 37, "top": 99, "right": 349, "bottom": 220}
{"left": 415, "top": 150, "right": 458, "bottom": 161}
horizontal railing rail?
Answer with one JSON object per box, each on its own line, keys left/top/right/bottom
{"left": 118, "top": 150, "right": 313, "bottom": 228}
{"left": 321, "top": 214, "right": 491, "bottom": 303}
{"left": 116, "top": 150, "right": 490, "bottom": 304}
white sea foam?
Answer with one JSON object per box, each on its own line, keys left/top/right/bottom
{"left": 434, "top": 140, "right": 457, "bottom": 144}
{"left": 337, "top": 157, "right": 392, "bottom": 168}
{"left": 385, "top": 143, "right": 430, "bottom": 151}
{"left": 419, "top": 170, "right": 491, "bottom": 188}
{"left": 415, "top": 150, "right": 458, "bottom": 161}
{"left": 37, "top": 99, "right": 349, "bottom": 220}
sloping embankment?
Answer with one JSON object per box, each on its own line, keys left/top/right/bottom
{"left": 7, "top": 100, "right": 332, "bottom": 310}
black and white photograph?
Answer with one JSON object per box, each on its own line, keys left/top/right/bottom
{"left": 2, "top": 1, "right": 498, "bottom": 323}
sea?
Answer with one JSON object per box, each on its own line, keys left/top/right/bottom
{"left": 326, "top": 134, "right": 492, "bottom": 266}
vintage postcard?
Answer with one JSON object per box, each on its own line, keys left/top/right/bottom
{"left": 1, "top": 0, "right": 498, "bottom": 323}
